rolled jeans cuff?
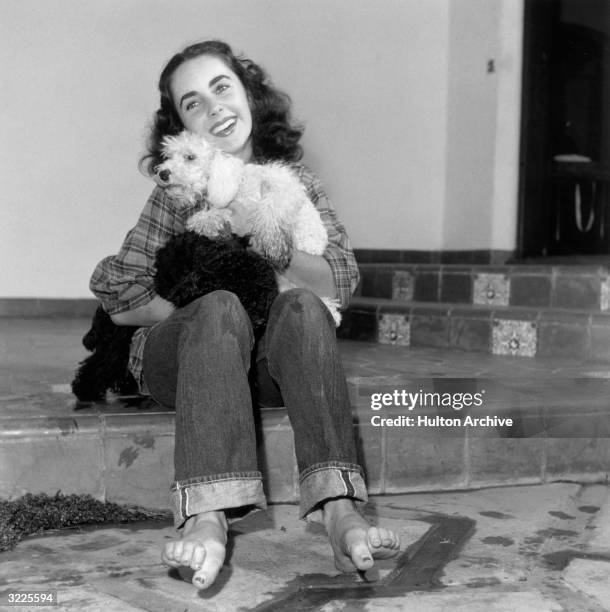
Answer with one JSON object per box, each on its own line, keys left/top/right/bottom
{"left": 170, "top": 472, "right": 267, "bottom": 529}
{"left": 299, "top": 462, "right": 368, "bottom": 520}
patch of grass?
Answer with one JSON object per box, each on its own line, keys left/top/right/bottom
{"left": 0, "top": 492, "right": 168, "bottom": 552}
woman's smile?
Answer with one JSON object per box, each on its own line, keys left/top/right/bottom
{"left": 170, "top": 55, "right": 253, "bottom": 162}
{"left": 210, "top": 116, "right": 237, "bottom": 137}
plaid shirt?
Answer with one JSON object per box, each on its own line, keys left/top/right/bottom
{"left": 90, "top": 164, "right": 360, "bottom": 391}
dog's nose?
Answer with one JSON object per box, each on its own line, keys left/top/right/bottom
{"left": 158, "top": 169, "right": 171, "bottom": 182}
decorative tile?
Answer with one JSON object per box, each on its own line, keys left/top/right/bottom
{"left": 473, "top": 273, "right": 510, "bottom": 306}
{"left": 601, "top": 277, "right": 610, "bottom": 311}
{"left": 492, "top": 319, "right": 537, "bottom": 357}
{"left": 392, "top": 271, "right": 415, "bottom": 301}
{"left": 378, "top": 313, "right": 410, "bottom": 346}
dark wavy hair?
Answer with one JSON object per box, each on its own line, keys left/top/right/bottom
{"left": 140, "top": 40, "right": 304, "bottom": 175}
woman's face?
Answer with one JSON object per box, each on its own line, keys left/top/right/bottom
{"left": 170, "top": 54, "right": 253, "bottom": 162}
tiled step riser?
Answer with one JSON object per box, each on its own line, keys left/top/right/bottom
{"left": 1, "top": 411, "right": 608, "bottom": 510}
{"left": 357, "top": 265, "right": 610, "bottom": 312}
{"left": 339, "top": 304, "right": 610, "bottom": 361}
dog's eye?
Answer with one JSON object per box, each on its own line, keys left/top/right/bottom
{"left": 185, "top": 153, "right": 196, "bottom": 161}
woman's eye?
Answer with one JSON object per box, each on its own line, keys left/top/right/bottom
{"left": 185, "top": 101, "right": 200, "bottom": 111}
{"left": 215, "top": 83, "right": 230, "bottom": 94}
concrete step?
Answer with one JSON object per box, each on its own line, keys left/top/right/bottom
{"left": 339, "top": 296, "right": 610, "bottom": 361}
{"left": 1, "top": 316, "right": 609, "bottom": 512}
{"left": 356, "top": 262, "right": 610, "bottom": 311}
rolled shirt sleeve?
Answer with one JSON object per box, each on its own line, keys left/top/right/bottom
{"left": 292, "top": 164, "right": 360, "bottom": 310}
{"left": 89, "top": 186, "right": 192, "bottom": 314}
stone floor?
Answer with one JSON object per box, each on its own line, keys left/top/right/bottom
{"left": 1, "top": 485, "right": 610, "bottom": 611}
{"left": 1, "top": 317, "right": 610, "bottom": 610}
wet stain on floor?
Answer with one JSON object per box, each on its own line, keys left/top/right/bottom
{"left": 118, "top": 446, "right": 140, "bottom": 468}
{"left": 578, "top": 505, "right": 601, "bottom": 514}
{"left": 548, "top": 511, "right": 576, "bottom": 520}
{"left": 251, "top": 513, "right": 476, "bottom": 611}
{"left": 543, "top": 549, "right": 610, "bottom": 571}
{"left": 536, "top": 528, "right": 578, "bottom": 539}
{"left": 481, "top": 536, "right": 514, "bottom": 547}
{"left": 466, "top": 576, "right": 502, "bottom": 588}
{"left": 46, "top": 573, "right": 85, "bottom": 587}
{"left": 478, "top": 511, "right": 513, "bottom": 519}
{"left": 132, "top": 432, "right": 155, "bottom": 449}
{"left": 69, "top": 535, "right": 124, "bottom": 551}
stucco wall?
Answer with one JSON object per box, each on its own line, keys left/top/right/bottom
{"left": 443, "top": 0, "right": 523, "bottom": 251}
{"left": 1, "top": 0, "right": 521, "bottom": 298}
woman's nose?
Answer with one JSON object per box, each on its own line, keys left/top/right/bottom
{"left": 209, "top": 103, "right": 223, "bottom": 116}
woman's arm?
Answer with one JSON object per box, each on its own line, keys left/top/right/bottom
{"left": 276, "top": 250, "right": 337, "bottom": 298}
{"left": 110, "top": 295, "right": 175, "bottom": 326}
{"left": 90, "top": 186, "right": 190, "bottom": 324}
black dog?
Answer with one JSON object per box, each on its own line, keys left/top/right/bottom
{"left": 71, "top": 232, "right": 278, "bottom": 402}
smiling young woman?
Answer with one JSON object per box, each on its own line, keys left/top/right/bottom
{"left": 90, "top": 39, "right": 399, "bottom": 591}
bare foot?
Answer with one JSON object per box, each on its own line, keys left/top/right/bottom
{"left": 161, "top": 510, "right": 228, "bottom": 590}
{"left": 323, "top": 498, "right": 400, "bottom": 572}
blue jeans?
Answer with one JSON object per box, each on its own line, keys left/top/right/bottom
{"left": 142, "top": 289, "right": 367, "bottom": 528}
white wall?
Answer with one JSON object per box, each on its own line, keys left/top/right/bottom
{"left": 443, "top": 0, "right": 523, "bottom": 251}
{"left": 1, "top": 0, "right": 522, "bottom": 298}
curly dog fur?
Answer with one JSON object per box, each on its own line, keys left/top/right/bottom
{"left": 72, "top": 233, "right": 277, "bottom": 402}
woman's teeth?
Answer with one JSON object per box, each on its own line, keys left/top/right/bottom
{"left": 211, "top": 118, "right": 236, "bottom": 136}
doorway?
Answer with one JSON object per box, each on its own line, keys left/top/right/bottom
{"left": 518, "top": 0, "right": 610, "bottom": 259}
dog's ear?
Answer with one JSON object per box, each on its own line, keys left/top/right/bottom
{"left": 206, "top": 152, "right": 242, "bottom": 207}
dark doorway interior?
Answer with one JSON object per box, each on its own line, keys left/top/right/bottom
{"left": 518, "top": 0, "right": 610, "bottom": 259}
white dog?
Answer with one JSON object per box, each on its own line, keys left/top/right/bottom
{"left": 155, "top": 130, "right": 341, "bottom": 325}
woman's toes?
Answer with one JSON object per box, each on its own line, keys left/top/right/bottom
{"left": 349, "top": 541, "right": 374, "bottom": 571}
{"left": 191, "top": 544, "right": 206, "bottom": 571}
{"left": 179, "top": 541, "right": 196, "bottom": 566}
{"left": 161, "top": 542, "right": 181, "bottom": 567}
{"left": 172, "top": 540, "right": 184, "bottom": 561}
{"left": 378, "top": 528, "right": 394, "bottom": 547}
{"left": 192, "top": 542, "right": 225, "bottom": 589}
{"left": 368, "top": 527, "right": 382, "bottom": 548}
{"left": 368, "top": 527, "right": 399, "bottom": 552}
